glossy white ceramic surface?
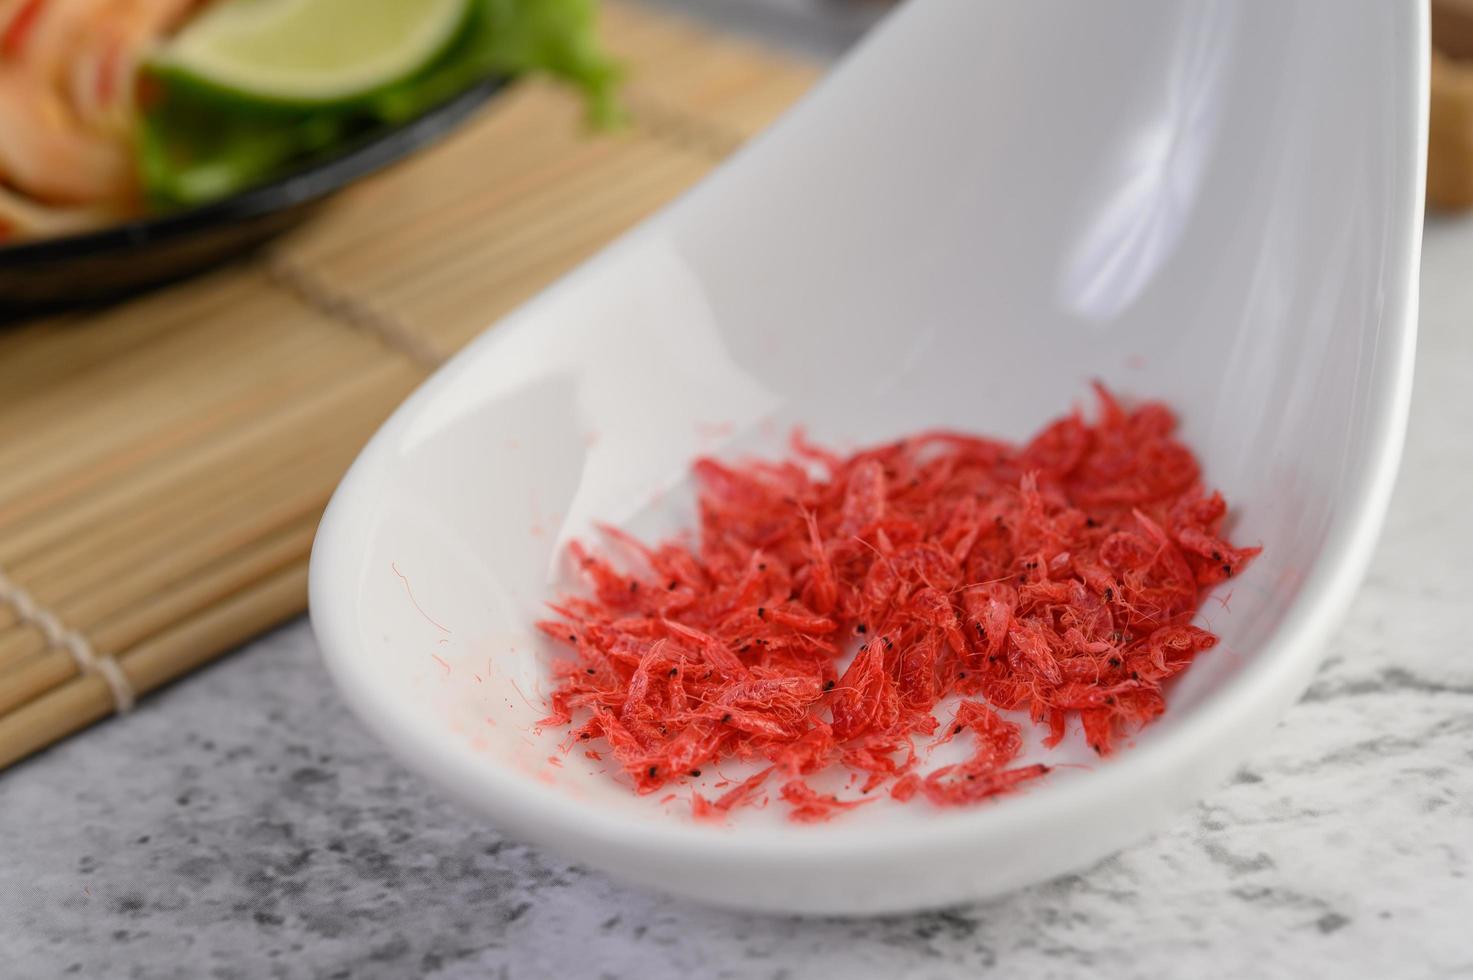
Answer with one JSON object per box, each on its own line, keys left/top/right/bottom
{"left": 310, "top": 0, "right": 1426, "bottom": 913}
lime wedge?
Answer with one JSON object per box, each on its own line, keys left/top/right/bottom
{"left": 153, "top": 0, "right": 473, "bottom": 107}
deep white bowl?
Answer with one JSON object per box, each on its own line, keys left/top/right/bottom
{"left": 310, "top": 0, "right": 1426, "bottom": 914}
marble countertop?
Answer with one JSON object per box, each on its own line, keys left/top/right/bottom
{"left": 5, "top": 6, "right": 1472, "bottom": 979}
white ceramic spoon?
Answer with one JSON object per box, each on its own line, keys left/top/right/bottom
{"left": 310, "top": 0, "right": 1426, "bottom": 914}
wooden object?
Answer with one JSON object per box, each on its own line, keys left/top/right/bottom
{"left": 1432, "top": 0, "right": 1473, "bottom": 209}
{"left": 0, "top": 3, "right": 817, "bottom": 770}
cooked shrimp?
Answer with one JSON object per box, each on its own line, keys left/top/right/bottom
{"left": 0, "top": 180, "right": 122, "bottom": 241}
{"left": 0, "top": 0, "right": 191, "bottom": 211}
{"left": 3, "top": 0, "right": 107, "bottom": 76}
{"left": 68, "top": 0, "right": 200, "bottom": 132}
{"left": 0, "top": 68, "right": 134, "bottom": 203}
{"left": 0, "top": 0, "right": 47, "bottom": 60}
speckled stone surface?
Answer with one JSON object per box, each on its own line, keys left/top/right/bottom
{"left": 5, "top": 7, "right": 1473, "bottom": 978}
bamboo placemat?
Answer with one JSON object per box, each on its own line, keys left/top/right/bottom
{"left": 0, "top": 3, "right": 817, "bottom": 770}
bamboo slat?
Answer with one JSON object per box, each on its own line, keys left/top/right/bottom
{"left": 0, "top": 2, "right": 817, "bottom": 770}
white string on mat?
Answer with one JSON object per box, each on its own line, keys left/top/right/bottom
{"left": 0, "top": 565, "right": 136, "bottom": 713}
{"left": 264, "top": 255, "right": 446, "bottom": 370}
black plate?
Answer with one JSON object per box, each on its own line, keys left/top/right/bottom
{"left": 0, "top": 77, "right": 503, "bottom": 318}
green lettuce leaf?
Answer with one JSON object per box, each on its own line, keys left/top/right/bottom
{"left": 139, "top": 0, "right": 620, "bottom": 207}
